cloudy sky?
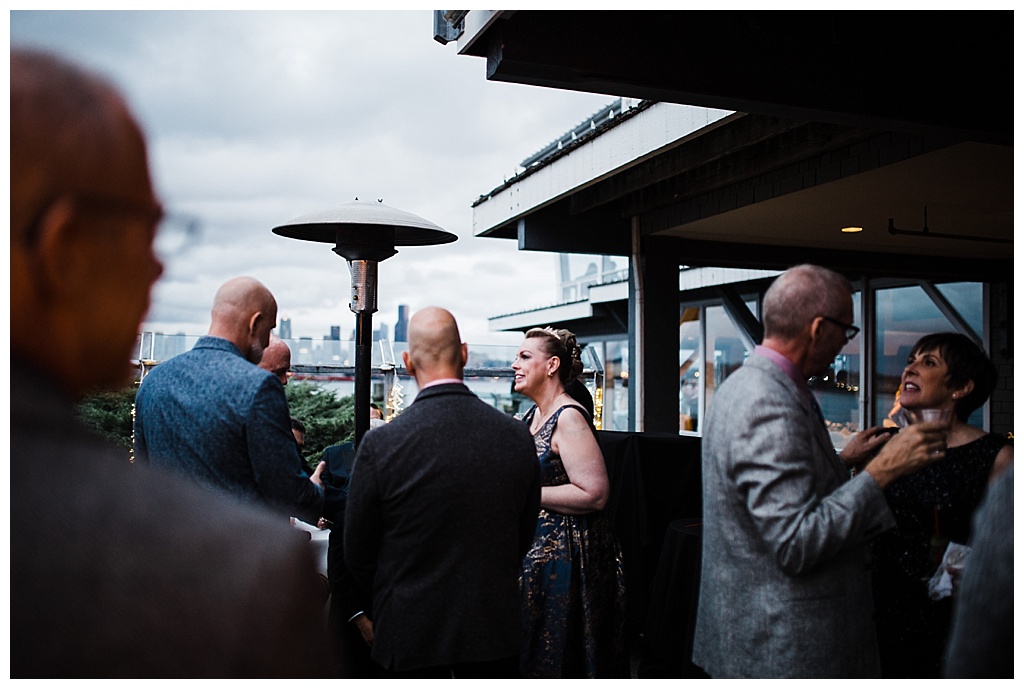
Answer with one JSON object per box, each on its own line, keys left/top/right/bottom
{"left": 11, "top": 10, "right": 615, "bottom": 345}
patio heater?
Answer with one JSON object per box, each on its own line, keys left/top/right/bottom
{"left": 273, "top": 199, "right": 456, "bottom": 447}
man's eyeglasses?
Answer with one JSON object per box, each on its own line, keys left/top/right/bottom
{"left": 23, "top": 192, "right": 200, "bottom": 260}
{"left": 153, "top": 211, "right": 201, "bottom": 260}
{"left": 819, "top": 315, "right": 860, "bottom": 342}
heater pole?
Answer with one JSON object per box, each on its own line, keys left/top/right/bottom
{"left": 271, "top": 200, "right": 456, "bottom": 448}
{"left": 354, "top": 310, "right": 372, "bottom": 448}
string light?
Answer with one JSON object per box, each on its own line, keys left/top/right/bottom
{"left": 386, "top": 379, "right": 405, "bottom": 421}
{"left": 129, "top": 402, "right": 136, "bottom": 464}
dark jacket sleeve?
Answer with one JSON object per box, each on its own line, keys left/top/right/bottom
{"left": 320, "top": 444, "right": 355, "bottom": 524}
{"left": 328, "top": 513, "right": 372, "bottom": 622}
{"left": 246, "top": 377, "right": 324, "bottom": 525}
{"left": 343, "top": 437, "right": 381, "bottom": 594}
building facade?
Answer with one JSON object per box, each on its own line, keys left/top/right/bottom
{"left": 475, "top": 98, "right": 1012, "bottom": 439}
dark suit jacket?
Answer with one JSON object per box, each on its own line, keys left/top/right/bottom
{"left": 344, "top": 382, "right": 541, "bottom": 672}
{"left": 322, "top": 443, "right": 356, "bottom": 488}
{"left": 10, "top": 361, "right": 334, "bottom": 678}
{"left": 320, "top": 442, "right": 370, "bottom": 620}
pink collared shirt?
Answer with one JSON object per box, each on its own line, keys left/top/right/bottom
{"left": 753, "top": 345, "right": 812, "bottom": 398}
{"left": 420, "top": 377, "right": 463, "bottom": 389}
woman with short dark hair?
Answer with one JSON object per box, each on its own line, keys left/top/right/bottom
{"left": 872, "top": 332, "right": 1012, "bottom": 677}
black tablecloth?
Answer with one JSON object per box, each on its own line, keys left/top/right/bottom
{"left": 637, "top": 519, "right": 709, "bottom": 678}
{"left": 597, "top": 431, "right": 703, "bottom": 637}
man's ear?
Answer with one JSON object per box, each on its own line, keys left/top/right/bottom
{"left": 808, "top": 316, "right": 825, "bottom": 343}
{"left": 402, "top": 350, "right": 415, "bottom": 376}
{"left": 31, "top": 197, "right": 85, "bottom": 298}
{"left": 248, "top": 311, "right": 262, "bottom": 336}
{"left": 460, "top": 342, "right": 468, "bottom": 367}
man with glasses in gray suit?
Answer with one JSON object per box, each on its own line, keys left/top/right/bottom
{"left": 692, "top": 264, "right": 947, "bottom": 678}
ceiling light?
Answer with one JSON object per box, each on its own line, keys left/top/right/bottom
{"left": 841, "top": 226, "right": 863, "bottom": 233}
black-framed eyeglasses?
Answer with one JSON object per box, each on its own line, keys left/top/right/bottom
{"left": 819, "top": 315, "right": 860, "bottom": 342}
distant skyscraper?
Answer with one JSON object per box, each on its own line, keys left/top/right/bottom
{"left": 329, "top": 325, "right": 340, "bottom": 341}
{"left": 395, "top": 304, "right": 409, "bottom": 342}
{"left": 279, "top": 317, "right": 292, "bottom": 340}
{"left": 373, "top": 323, "right": 389, "bottom": 342}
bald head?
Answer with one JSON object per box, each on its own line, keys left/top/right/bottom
{"left": 259, "top": 335, "right": 292, "bottom": 385}
{"left": 763, "top": 264, "right": 852, "bottom": 341}
{"left": 761, "top": 264, "right": 856, "bottom": 378}
{"left": 208, "top": 277, "right": 279, "bottom": 365}
{"left": 11, "top": 48, "right": 154, "bottom": 243}
{"left": 402, "top": 307, "right": 467, "bottom": 385}
{"left": 11, "top": 48, "right": 163, "bottom": 397}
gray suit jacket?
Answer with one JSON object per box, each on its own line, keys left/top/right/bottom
{"left": 692, "top": 353, "right": 894, "bottom": 678}
{"left": 344, "top": 383, "right": 541, "bottom": 673}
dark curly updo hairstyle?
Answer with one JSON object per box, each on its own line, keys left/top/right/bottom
{"left": 909, "top": 332, "right": 998, "bottom": 422}
{"left": 525, "top": 326, "right": 584, "bottom": 386}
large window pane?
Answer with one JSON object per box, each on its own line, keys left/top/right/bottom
{"left": 602, "top": 339, "right": 630, "bottom": 431}
{"left": 705, "top": 305, "right": 752, "bottom": 413}
{"left": 936, "top": 282, "right": 984, "bottom": 336}
{"left": 679, "top": 307, "right": 701, "bottom": 433}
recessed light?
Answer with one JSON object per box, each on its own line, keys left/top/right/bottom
{"left": 841, "top": 226, "right": 863, "bottom": 233}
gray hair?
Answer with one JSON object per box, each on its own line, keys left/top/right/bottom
{"left": 763, "top": 264, "right": 852, "bottom": 340}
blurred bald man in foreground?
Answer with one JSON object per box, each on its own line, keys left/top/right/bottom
{"left": 345, "top": 307, "right": 541, "bottom": 677}
{"left": 135, "top": 276, "right": 325, "bottom": 524}
{"left": 10, "top": 48, "right": 331, "bottom": 677}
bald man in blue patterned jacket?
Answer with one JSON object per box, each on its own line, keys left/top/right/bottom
{"left": 134, "top": 276, "right": 325, "bottom": 525}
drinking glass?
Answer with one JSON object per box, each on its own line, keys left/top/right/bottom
{"left": 911, "top": 407, "right": 953, "bottom": 455}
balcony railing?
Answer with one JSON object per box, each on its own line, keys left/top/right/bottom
{"left": 133, "top": 333, "right": 606, "bottom": 428}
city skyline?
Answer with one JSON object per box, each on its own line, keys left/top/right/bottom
{"left": 144, "top": 304, "right": 404, "bottom": 345}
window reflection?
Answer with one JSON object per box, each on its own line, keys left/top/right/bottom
{"left": 601, "top": 339, "right": 630, "bottom": 431}
{"left": 936, "top": 283, "right": 984, "bottom": 337}
{"left": 679, "top": 307, "right": 701, "bottom": 433}
{"left": 704, "top": 305, "right": 752, "bottom": 415}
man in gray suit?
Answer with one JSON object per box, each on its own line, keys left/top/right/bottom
{"left": 345, "top": 307, "right": 541, "bottom": 677}
{"left": 10, "top": 48, "right": 331, "bottom": 677}
{"left": 692, "top": 264, "right": 947, "bottom": 678}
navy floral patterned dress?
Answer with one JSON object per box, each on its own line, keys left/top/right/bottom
{"left": 520, "top": 404, "right": 628, "bottom": 678}
{"left": 871, "top": 432, "right": 1010, "bottom": 677}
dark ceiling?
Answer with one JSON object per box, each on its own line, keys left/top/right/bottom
{"left": 461, "top": 11, "right": 1011, "bottom": 145}
{"left": 456, "top": 11, "right": 1013, "bottom": 281}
